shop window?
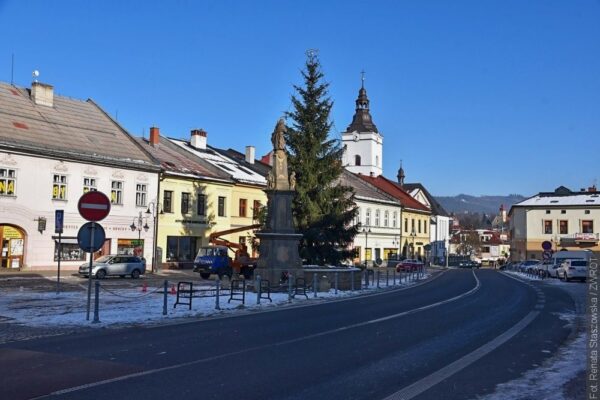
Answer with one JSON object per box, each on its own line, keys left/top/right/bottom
{"left": 117, "top": 238, "right": 144, "bottom": 257}
{"left": 166, "top": 236, "right": 197, "bottom": 262}
{"left": 181, "top": 192, "right": 190, "bottom": 214}
{"left": 83, "top": 177, "right": 96, "bottom": 193}
{"left": 111, "top": 181, "right": 123, "bottom": 205}
{"left": 54, "top": 240, "right": 86, "bottom": 261}
{"left": 239, "top": 198, "right": 247, "bottom": 217}
{"left": 52, "top": 174, "right": 67, "bottom": 200}
{"left": 0, "top": 168, "right": 16, "bottom": 196}
{"left": 197, "top": 193, "right": 206, "bottom": 216}
{"left": 136, "top": 183, "right": 147, "bottom": 207}
{"left": 218, "top": 196, "right": 226, "bottom": 217}
{"left": 163, "top": 190, "right": 173, "bottom": 213}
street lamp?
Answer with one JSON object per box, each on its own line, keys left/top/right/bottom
{"left": 362, "top": 225, "right": 372, "bottom": 268}
{"left": 145, "top": 201, "right": 162, "bottom": 273}
{"left": 130, "top": 211, "right": 149, "bottom": 258}
{"left": 392, "top": 235, "right": 400, "bottom": 260}
{"left": 409, "top": 228, "right": 416, "bottom": 259}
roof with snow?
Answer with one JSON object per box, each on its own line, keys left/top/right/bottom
{"left": 0, "top": 81, "right": 159, "bottom": 171}
{"left": 168, "top": 138, "right": 267, "bottom": 187}
{"left": 512, "top": 186, "right": 600, "bottom": 208}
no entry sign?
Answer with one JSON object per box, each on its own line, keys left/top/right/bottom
{"left": 78, "top": 191, "right": 111, "bottom": 222}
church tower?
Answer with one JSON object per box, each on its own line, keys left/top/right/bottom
{"left": 342, "top": 74, "right": 383, "bottom": 176}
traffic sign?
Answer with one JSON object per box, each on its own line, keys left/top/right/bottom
{"left": 55, "top": 210, "right": 64, "bottom": 234}
{"left": 541, "top": 240, "right": 552, "bottom": 251}
{"left": 77, "top": 222, "right": 106, "bottom": 253}
{"left": 542, "top": 250, "right": 553, "bottom": 260}
{"left": 78, "top": 191, "right": 111, "bottom": 222}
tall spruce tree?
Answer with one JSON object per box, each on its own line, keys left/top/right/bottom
{"left": 285, "top": 52, "right": 358, "bottom": 265}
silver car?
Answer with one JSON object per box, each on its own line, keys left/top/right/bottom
{"left": 557, "top": 260, "right": 587, "bottom": 282}
{"left": 78, "top": 255, "right": 146, "bottom": 279}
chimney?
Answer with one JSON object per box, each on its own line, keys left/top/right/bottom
{"left": 149, "top": 126, "right": 160, "bottom": 147}
{"left": 31, "top": 81, "right": 54, "bottom": 107}
{"left": 190, "top": 129, "right": 207, "bottom": 150}
{"left": 245, "top": 146, "right": 255, "bottom": 164}
{"left": 589, "top": 185, "right": 597, "bottom": 193}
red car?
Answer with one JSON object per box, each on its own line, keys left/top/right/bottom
{"left": 396, "top": 259, "right": 423, "bottom": 272}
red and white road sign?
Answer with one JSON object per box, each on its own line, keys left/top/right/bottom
{"left": 78, "top": 191, "right": 111, "bottom": 222}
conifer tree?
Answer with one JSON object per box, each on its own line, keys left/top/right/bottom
{"left": 285, "top": 51, "right": 358, "bottom": 265}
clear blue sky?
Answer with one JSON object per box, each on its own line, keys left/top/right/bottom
{"left": 1, "top": 0, "right": 599, "bottom": 196}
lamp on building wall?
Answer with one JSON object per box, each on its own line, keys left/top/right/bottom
{"left": 145, "top": 201, "right": 162, "bottom": 273}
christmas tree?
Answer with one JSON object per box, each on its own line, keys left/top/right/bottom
{"left": 285, "top": 51, "right": 358, "bottom": 265}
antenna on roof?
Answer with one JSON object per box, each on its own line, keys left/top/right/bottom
{"left": 10, "top": 54, "right": 14, "bottom": 85}
{"left": 32, "top": 70, "right": 39, "bottom": 82}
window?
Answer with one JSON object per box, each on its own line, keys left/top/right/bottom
{"left": 197, "top": 194, "right": 206, "bottom": 216}
{"left": 375, "top": 155, "right": 379, "bottom": 167}
{"left": 83, "top": 177, "right": 96, "bottom": 193}
{"left": 239, "top": 198, "right": 247, "bottom": 217}
{"left": 54, "top": 240, "right": 86, "bottom": 261}
{"left": 392, "top": 212, "right": 397, "bottom": 228}
{"left": 181, "top": 192, "right": 190, "bottom": 214}
{"left": 0, "top": 168, "right": 16, "bottom": 196}
{"left": 375, "top": 210, "right": 380, "bottom": 226}
{"left": 559, "top": 220, "right": 568, "bottom": 234}
{"left": 384, "top": 211, "right": 389, "bottom": 227}
{"left": 135, "top": 184, "right": 147, "bottom": 207}
{"left": 52, "top": 174, "right": 67, "bottom": 200}
{"left": 411, "top": 219, "right": 415, "bottom": 233}
{"left": 561, "top": 210, "right": 566, "bottom": 214}
{"left": 365, "top": 208, "right": 371, "bottom": 226}
{"left": 218, "top": 196, "right": 226, "bottom": 217}
{"left": 545, "top": 210, "right": 550, "bottom": 214}
{"left": 418, "top": 220, "right": 422, "bottom": 233}
{"left": 543, "top": 220, "right": 552, "bottom": 234}
{"left": 355, "top": 155, "right": 361, "bottom": 166}
{"left": 582, "top": 220, "right": 594, "bottom": 234}
{"left": 424, "top": 221, "right": 427, "bottom": 234}
{"left": 117, "top": 239, "right": 144, "bottom": 257}
{"left": 253, "top": 200, "right": 261, "bottom": 220}
{"left": 404, "top": 218, "right": 408, "bottom": 232}
{"left": 163, "top": 190, "right": 173, "bottom": 213}
{"left": 166, "top": 236, "right": 198, "bottom": 262}
{"left": 585, "top": 210, "right": 591, "bottom": 215}
{"left": 110, "top": 181, "right": 123, "bottom": 204}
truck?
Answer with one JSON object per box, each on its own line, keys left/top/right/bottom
{"left": 193, "top": 224, "right": 261, "bottom": 280}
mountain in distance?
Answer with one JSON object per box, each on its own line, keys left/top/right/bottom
{"left": 434, "top": 194, "right": 527, "bottom": 215}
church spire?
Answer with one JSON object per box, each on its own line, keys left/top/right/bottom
{"left": 346, "top": 72, "right": 378, "bottom": 133}
{"left": 397, "top": 160, "right": 405, "bottom": 186}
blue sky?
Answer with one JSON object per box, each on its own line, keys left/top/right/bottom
{"left": 1, "top": 0, "right": 599, "bottom": 196}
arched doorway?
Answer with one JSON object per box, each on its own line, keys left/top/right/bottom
{"left": 0, "top": 225, "right": 26, "bottom": 269}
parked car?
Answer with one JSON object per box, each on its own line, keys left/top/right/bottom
{"left": 518, "top": 260, "right": 540, "bottom": 273}
{"left": 557, "top": 260, "right": 587, "bottom": 282}
{"left": 78, "top": 255, "right": 146, "bottom": 279}
{"left": 458, "top": 260, "right": 480, "bottom": 269}
{"left": 396, "top": 259, "right": 423, "bottom": 272}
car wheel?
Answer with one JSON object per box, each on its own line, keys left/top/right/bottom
{"left": 200, "top": 272, "right": 210, "bottom": 280}
{"left": 95, "top": 269, "right": 106, "bottom": 279}
{"left": 131, "top": 269, "right": 141, "bottom": 279}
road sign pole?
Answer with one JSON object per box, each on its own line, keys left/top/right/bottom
{"left": 56, "top": 233, "right": 61, "bottom": 295}
{"left": 86, "top": 222, "right": 95, "bottom": 321}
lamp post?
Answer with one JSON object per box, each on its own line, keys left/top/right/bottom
{"left": 145, "top": 201, "right": 162, "bottom": 273}
{"left": 130, "top": 211, "right": 149, "bottom": 258}
{"left": 392, "top": 235, "right": 400, "bottom": 260}
{"left": 409, "top": 228, "right": 416, "bottom": 259}
{"left": 362, "top": 226, "right": 372, "bottom": 268}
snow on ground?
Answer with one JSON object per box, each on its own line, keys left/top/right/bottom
{"left": 0, "top": 274, "right": 429, "bottom": 328}
{"left": 475, "top": 312, "right": 586, "bottom": 400}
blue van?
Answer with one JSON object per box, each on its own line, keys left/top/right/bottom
{"left": 193, "top": 246, "right": 233, "bottom": 279}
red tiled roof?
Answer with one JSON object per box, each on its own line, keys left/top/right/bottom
{"left": 357, "top": 174, "right": 430, "bottom": 212}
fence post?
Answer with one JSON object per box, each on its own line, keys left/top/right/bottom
{"left": 163, "top": 280, "right": 168, "bottom": 316}
{"left": 376, "top": 269, "right": 380, "bottom": 289}
{"left": 334, "top": 272, "right": 339, "bottom": 295}
{"left": 393, "top": 268, "right": 396, "bottom": 285}
{"left": 351, "top": 270, "right": 355, "bottom": 292}
{"left": 242, "top": 278, "right": 246, "bottom": 305}
{"left": 386, "top": 268, "right": 389, "bottom": 287}
{"left": 92, "top": 281, "right": 100, "bottom": 324}
{"left": 288, "top": 273, "right": 293, "bottom": 303}
{"left": 313, "top": 272, "right": 317, "bottom": 298}
{"left": 256, "top": 275, "right": 261, "bottom": 305}
{"left": 215, "top": 278, "right": 221, "bottom": 310}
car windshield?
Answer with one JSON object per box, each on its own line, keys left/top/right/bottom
{"left": 95, "top": 256, "right": 112, "bottom": 263}
{"left": 571, "top": 261, "right": 587, "bottom": 267}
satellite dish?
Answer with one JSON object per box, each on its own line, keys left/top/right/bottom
{"left": 32, "top": 70, "right": 40, "bottom": 82}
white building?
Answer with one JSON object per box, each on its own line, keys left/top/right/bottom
{"left": 0, "top": 80, "right": 160, "bottom": 271}
{"left": 509, "top": 185, "right": 600, "bottom": 261}
{"left": 341, "top": 81, "right": 383, "bottom": 177}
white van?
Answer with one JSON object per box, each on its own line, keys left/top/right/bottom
{"left": 544, "top": 250, "right": 592, "bottom": 278}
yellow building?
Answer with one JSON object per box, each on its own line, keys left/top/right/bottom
{"left": 138, "top": 128, "right": 268, "bottom": 268}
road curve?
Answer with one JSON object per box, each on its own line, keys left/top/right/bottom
{"left": 0, "top": 269, "right": 576, "bottom": 400}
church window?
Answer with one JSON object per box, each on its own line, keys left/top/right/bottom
{"left": 355, "top": 155, "right": 361, "bottom": 166}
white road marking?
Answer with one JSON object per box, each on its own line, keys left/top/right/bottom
{"left": 42, "top": 270, "right": 480, "bottom": 398}
{"left": 80, "top": 203, "right": 108, "bottom": 210}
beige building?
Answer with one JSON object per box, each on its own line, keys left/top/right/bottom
{"left": 509, "top": 186, "right": 600, "bottom": 261}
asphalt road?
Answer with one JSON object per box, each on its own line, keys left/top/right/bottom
{"left": 0, "top": 269, "right": 579, "bottom": 400}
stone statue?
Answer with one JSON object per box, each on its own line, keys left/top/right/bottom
{"left": 266, "top": 171, "right": 274, "bottom": 189}
{"left": 271, "top": 118, "right": 287, "bottom": 151}
{"left": 289, "top": 171, "right": 296, "bottom": 190}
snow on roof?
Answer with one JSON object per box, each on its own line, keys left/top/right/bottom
{"left": 169, "top": 138, "right": 267, "bottom": 186}
{"left": 515, "top": 193, "right": 600, "bottom": 207}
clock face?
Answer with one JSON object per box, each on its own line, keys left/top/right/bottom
{"left": 353, "top": 133, "right": 359, "bottom": 142}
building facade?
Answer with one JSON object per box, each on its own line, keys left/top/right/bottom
{"left": 509, "top": 186, "right": 600, "bottom": 261}
{"left": 0, "top": 80, "right": 160, "bottom": 271}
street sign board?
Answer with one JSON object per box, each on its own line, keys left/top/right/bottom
{"left": 78, "top": 191, "right": 111, "bottom": 222}
{"left": 55, "top": 210, "right": 64, "bottom": 234}
{"left": 77, "top": 222, "right": 106, "bottom": 253}
{"left": 542, "top": 250, "right": 553, "bottom": 260}
{"left": 541, "top": 240, "right": 552, "bottom": 251}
